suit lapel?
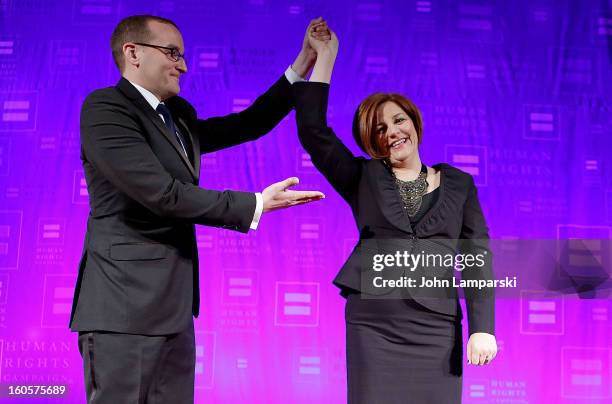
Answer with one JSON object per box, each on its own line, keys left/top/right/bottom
{"left": 177, "top": 117, "right": 200, "bottom": 182}
{"left": 116, "top": 78, "right": 197, "bottom": 180}
{"left": 365, "top": 159, "right": 414, "bottom": 234}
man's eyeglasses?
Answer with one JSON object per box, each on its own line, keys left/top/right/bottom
{"left": 134, "top": 42, "right": 186, "bottom": 63}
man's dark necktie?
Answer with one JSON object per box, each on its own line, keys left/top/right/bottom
{"left": 156, "top": 103, "right": 190, "bottom": 160}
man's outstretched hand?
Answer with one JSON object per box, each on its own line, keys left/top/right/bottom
{"left": 262, "top": 177, "right": 325, "bottom": 213}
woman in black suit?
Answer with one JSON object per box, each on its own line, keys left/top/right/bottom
{"left": 293, "top": 28, "right": 498, "bottom": 403}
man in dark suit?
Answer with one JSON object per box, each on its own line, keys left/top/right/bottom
{"left": 69, "top": 14, "right": 328, "bottom": 403}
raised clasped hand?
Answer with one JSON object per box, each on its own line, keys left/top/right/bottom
{"left": 308, "top": 20, "right": 338, "bottom": 56}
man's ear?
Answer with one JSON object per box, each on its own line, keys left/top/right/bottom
{"left": 122, "top": 43, "right": 139, "bottom": 68}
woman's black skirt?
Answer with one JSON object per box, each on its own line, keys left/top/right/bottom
{"left": 345, "top": 293, "right": 463, "bottom": 404}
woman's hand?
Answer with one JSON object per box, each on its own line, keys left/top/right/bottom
{"left": 291, "top": 18, "right": 331, "bottom": 78}
{"left": 467, "top": 332, "right": 498, "bottom": 365}
{"left": 303, "top": 18, "right": 331, "bottom": 59}
{"left": 308, "top": 26, "right": 338, "bottom": 83}
{"left": 308, "top": 25, "right": 338, "bottom": 57}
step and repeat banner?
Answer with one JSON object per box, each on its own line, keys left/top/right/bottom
{"left": 0, "top": 0, "right": 610, "bottom": 402}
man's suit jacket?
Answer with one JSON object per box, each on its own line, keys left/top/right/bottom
{"left": 293, "top": 82, "right": 495, "bottom": 336}
{"left": 69, "top": 75, "right": 293, "bottom": 335}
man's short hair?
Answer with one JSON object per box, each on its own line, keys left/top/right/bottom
{"left": 111, "top": 15, "right": 179, "bottom": 72}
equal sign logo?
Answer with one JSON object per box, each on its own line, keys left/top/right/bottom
{"left": 39, "top": 135, "right": 57, "bottom": 151}
{"left": 0, "top": 223, "right": 10, "bottom": 258}
{"left": 5, "top": 187, "right": 18, "bottom": 199}
{"left": 565, "top": 239, "right": 604, "bottom": 276}
{"left": 597, "top": 16, "right": 612, "bottom": 36}
{"left": 275, "top": 282, "right": 319, "bottom": 327}
{"left": 585, "top": 159, "right": 598, "bottom": 171}
{"left": 468, "top": 382, "right": 487, "bottom": 399}
{"left": 0, "top": 40, "right": 13, "bottom": 55}
{"left": 527, "top": 300, "right": 556, "bottom": 325}
{"left": 55, "top": 45, "right": 81, "bottom": 67}
{"left": 201, "top": 152, "right": 218, "bottom": 171}
{"left": 236, "top": 358, "right": 248, "bottom": 369}
{"left": 196, "top": 233, "right": 215, "bottom": 251}
{"left": 445, "top": 146, "right": 487, "bottom": 181}
{"left": 608, "top": 191, "right": 612, "bottom": 223}
{"left": 420, "top": 51, "right": 438, "bottom": 67}
{"left": 562, "top": 56, "right": 592, "bottom": 85}
{"left": 0, "top": 211, "right": 22, "bottom": 270}
{"left": 284, "top": 292, "right": 312, "bottom": 316}
{"left": 532, "top": 8, "right": 549, "bottom": 22}
{"left": 0, "top": 274, "right": 8, "bottom": 304}
{"left": 517, "top": 200, "right": 533, "bottom": 214}
{"left": 458, "top": 3, "right": 493, "bottom": 31}
{"left": 195, "top": 344, "right": 205, "bottom": 376}
{"left": 0, "top": 138, "right": 7, "bottom": 174}
{"left": 562, "top": 347, "right": 610, "bottom": 399}
{"left": 299, "top": 151, "right": 313, "bottom": 170}
{"left": 223, "top": 270, "right": 257, "bottom": 305}
{"left": 557, "top": 226, "right": 611, "bottom": 285}
{"left": 365, "top": 56, "right": 388, "bottom": 74}
{"left": 466, "top": 63, "right": 486, "bottom": 79}
{"left": 529, "top": 112, "right": 554, "bottom": 132}
{"left": 416, "top": 1, "right": 432, "bottom": 13}
{"left": 356, "top": 2, "right": 382, "bottom": 21}
{"left": 198, "top": 51, "right": 219, "bottom": 70}
{"left": 298, "top": 356, "right": 321, "bottom": 376}
{"left": 52, "top": 287, "right": 72, "bottom": 315}
{"left": 195, "top": 331, "right": 215, "bottom": 389}
{"left": 299, "top": 223, "right": 319, "bottom": 240}
{"left": 288, "top": 5, "right": 302, "bottom": 15}
{"left": 450, "top": 151, "right": 480, "bottom": 176}
{"left": 570, "top": 359, "right": 603, "bottom": 389}
{"left": 79, "top": 0, "right": 112, "bottom": 15}
{"left": 72, "top": 171, "right": 88, "bottom": 204}
{"left": 497, "top": 237, "right": 524, "bottom": 268}
{"left": 2, "top": 100, "right": 29, "bottom": 122}
{"left": 41, "top": 275, "right": 74, "bottom": 328}
{"left": 499, "top": 236, "right": 519, "bottom": 254}
{"left": 38, "top": 219, "right": 64, "bottom": 245}
{"left": 524, "top": 105, "right": 558, "bottom": 140}
{"left": 592, "top": 307, "right": 608, "bottom": 321}
{"left": 232, "top": 97, "right": 251, "bottom": 113}
{"left": 79, "top": 177, "right": 87, "bottom": 196}
{"left": 557, "top": 224, "right": 611, "bottom": 240}
{"left": 520, "top": 291, "right": 563, "bottom": 335}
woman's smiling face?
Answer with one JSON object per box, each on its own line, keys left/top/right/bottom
{"left": 375, "top": 101, "right": 419, "bottom": 164}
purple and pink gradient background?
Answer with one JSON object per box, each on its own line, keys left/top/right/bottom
{"left": 0, "top": 0, "right": 611, "bottom": 402}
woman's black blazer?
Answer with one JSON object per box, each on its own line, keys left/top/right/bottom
{"left": 293, "top": 82, "right": 494, "bottom": 336}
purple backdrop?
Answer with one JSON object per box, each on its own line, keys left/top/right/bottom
{"left": 0, "top": 0, "right": 611, "bottom": 403}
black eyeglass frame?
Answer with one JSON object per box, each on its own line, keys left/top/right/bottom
{"left": 133, "top": 42, "right": 186, "bottom": 62}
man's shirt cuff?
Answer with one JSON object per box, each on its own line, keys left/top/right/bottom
{"left": 249, "top": 192, "right": 263, "bottom": 230}
{"left": 285, "top": 65, "right": 306, "bottom": 84}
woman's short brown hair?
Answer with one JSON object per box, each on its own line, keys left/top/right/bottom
{"left": 351, "top": 93, "right": 423, "bottom": 159}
